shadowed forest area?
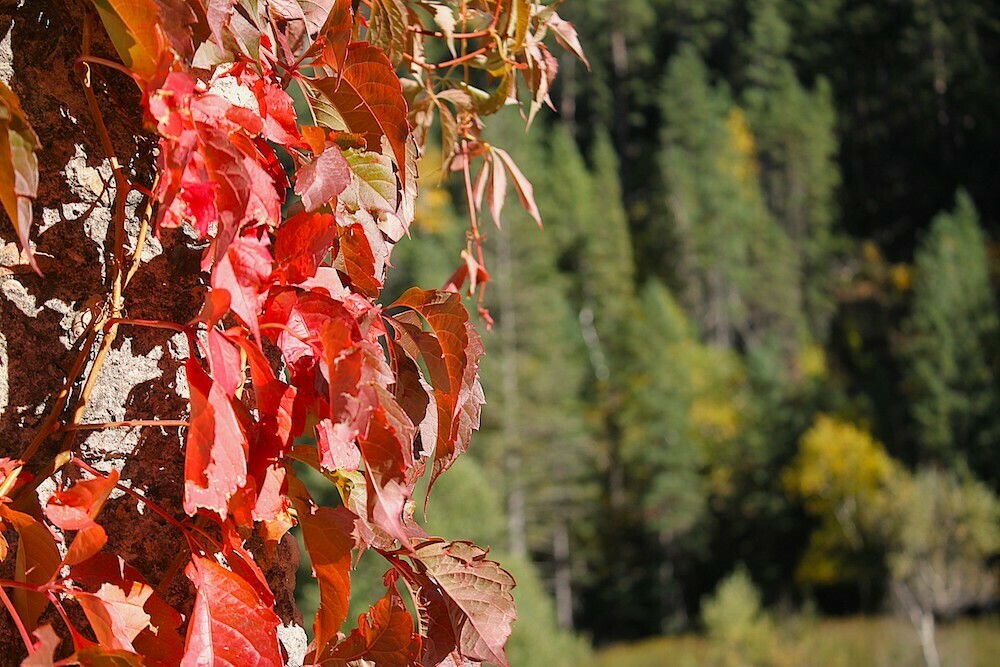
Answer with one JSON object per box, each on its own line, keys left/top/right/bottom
{"left": 298, "top": 1, "right": 1000, "bottom": 665}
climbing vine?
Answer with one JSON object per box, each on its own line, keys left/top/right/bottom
{"left": 0, "top": 1, "right": 584, "bottom": 664}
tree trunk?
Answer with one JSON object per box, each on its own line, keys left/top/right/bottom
{"left": 0, "top": 2, "right": 302, "bottom": 660}
{"left": 497, "top": 217, "right": 526, "bottom": 558}
{"left": 553, "top": 520, "right": 574, "bottom": 630}
{"left": 917, "top": 610, "right": 942, "bottom": 667}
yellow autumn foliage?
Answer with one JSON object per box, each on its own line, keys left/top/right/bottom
{"left": 784, "top": 415, "right": 899, "bottom": 518}
{"left": 720, "top": 107, "right": 760, "bottom": 190}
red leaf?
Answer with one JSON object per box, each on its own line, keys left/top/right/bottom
{"left": 0, "top": 81, "right": 41, "bottom": 273}
{"left": 71, "top": 555, "right": 185, "bottom": 667}
{"left": 183, "top": 356, "right": 248, "bottom": 517}
{"left": 328, "top": 585, "right": 421, "bottom": 666}
{"left": 211, "top": 233, "right": 273, "bottom": 342}
{"left": 180, "top": 555, "right": 282, "bottom": 667}
{"left": 388, "top": 289, "right": 474, "bottom": 489}
{"left": 310, "top": 42, "right": 410, "bottom": 188}
{"left": 338, "top": 222, "right": 381, "bottom": 297}
{"left": 44, "top": 470, "right": 118, "bottom": 566}
{"left": 251, "top": 78, "right": 301, "bottom": 146}
{"left": 358, "top": 401, "right": 417, "bottom": 547}
{"left": 297, "top": 504, "right": 354, "bottom": 651}
{"left": 295, "top": 144, "right": 351, "bottom": 212}
{"left": 20, "top": 624, "right": 60, "bottom": 667}
{"left": 274, "top": 211, "right": 337, "bottom": 284}
{"left": 316, "top": 418, "right": 361, "bottom": 471}
{"left": 179, "top": 182, "right": 218, "bottom": 237}
{"left": 233, "top": 331, "right": 301, "bottom": 459}
{"left": 191, "top": 288, "right": 232, "bottom": 327}
{"left": 205, "top": 328, "right": 243, "bottom": 398}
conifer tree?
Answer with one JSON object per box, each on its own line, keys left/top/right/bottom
{"left": 898, "top": 190, "right": 1000, "bottom": 485}
{"left": 473, "top": 116, "right": 595, "bottom": 630}
{"left": 659, "top": 45, "right": 800, "bottom": 350}
{"left": 742, "top": 0, "right": 841, "bottom": 341}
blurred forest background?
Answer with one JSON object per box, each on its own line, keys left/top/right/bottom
{"left": 299, "top": 1, "right": 1000, "bottom": 665}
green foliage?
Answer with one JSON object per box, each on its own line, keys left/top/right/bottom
{"left": 742, "top": 0, "right": 841, "bottom": 340}
{"left": 622, "top": 281, "right": 706, "bottom": 537}
{"left": 659, "top": 45, "right": 801, "bottom": 350}
{"left": 702, "top": 567, "right": 782, "bottom": 667}
{"left": 897, "top": 191, "right": 1000, "bottom": 483}
{"left": 884, "top": 467, "right": 1000, "bottom": 618}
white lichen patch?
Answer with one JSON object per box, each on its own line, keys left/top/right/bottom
{"left": 1, "top": 279, "right": 42, "bottom": 317}
{"left": 278, "top": 623, "right": 308, "bottom": 667}
{"left": 79, "top": 338, "right": 164, "bottom": 467}
{"left": 0, "top": 22, "right": 12, "bottom": 85}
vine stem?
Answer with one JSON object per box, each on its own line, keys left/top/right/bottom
{"left": 59, "top": 419, "right": 189, "bottom": 432}
{"left": 107, "top": 317, "right": 186, "bottom": 333}
{"left": 0, "top": 585, "right": 32, "bottom": 653}
{"left": 43, "top": 12, "right": 137, "bottom": 466}
{"left": 405, "top": 45, "right": 491, "bottom": 71}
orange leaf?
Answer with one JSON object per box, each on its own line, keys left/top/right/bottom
{"left": 90, "top": 0, "right": 167, "bottom": 82}
{"left": 76, "top": 582, "right": 153, "bottom": 653}
{"left": 297, "top": 504, "right": 354, "bottom": 652}
{"left": 0, "top": 506, "right": 58, "bottom": 631}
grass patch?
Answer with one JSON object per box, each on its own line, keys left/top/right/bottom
{"left": 592, "top": 616, "right": 1000, "bottom": 667}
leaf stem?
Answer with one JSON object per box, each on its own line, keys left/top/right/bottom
{"left": 0, "top": 585, "right": 32, "bottom": 653}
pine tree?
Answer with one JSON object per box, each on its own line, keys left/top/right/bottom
{"left": 472, "top": 114, "right": 596, "bottom": 629}
{"left": 898, "top": 190, "right": 1000, "bottom": 485}
{"left": 658, "top": 44, "right": 801, "bottom": 350}
{"left": 621, "top": 280, "right": 709, "bottom": 630}
{"left": 742, "top": 0, "right": 841, "bottom": 341}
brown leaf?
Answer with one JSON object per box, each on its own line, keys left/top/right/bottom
{"left": 310, "top": 43, "right": 410, "bottom": 189}
{"left": 0, "top": 81, "right": 40, "bottom": 273}
{"left": 327, "top": 585, "right": 421, "bottom": 666}
{"left": 407, "top": 540, "right": 516, "bottom": 667}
